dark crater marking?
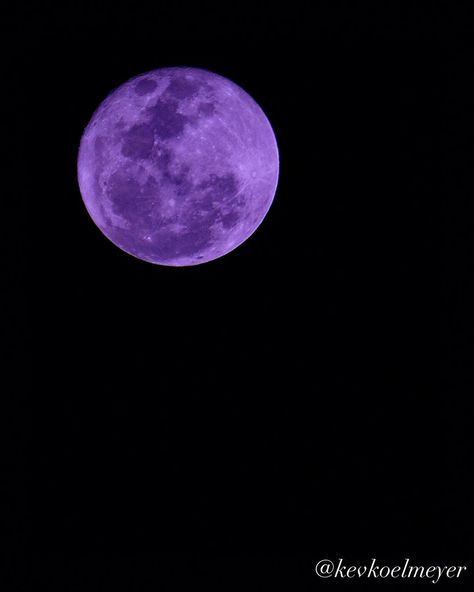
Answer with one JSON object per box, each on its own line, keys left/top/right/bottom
{"left": 220, "top": 210, "right": 240, "bottom": 229}
{"left": 169, "top": 165, "right": 193, "bottom": 197}
{"left": 121, "top": 123, "right": 154, "bottom": 159}
{"left": 107, "top": 170, "right": 159, "bottom": 226}
{"left": 197, "top": 173, "right": 239, "bottom": 204}
{"left": 146, "top": 99, "right": 188, "bottom": 140}
{"left": 166, "top": 76, "right": 200, "bottom": 99}
{"left": 198, "top": 101, "right": 216, "bottom": 116}
{"left": 134, "top": 78, "right": 158, "bottom": 96}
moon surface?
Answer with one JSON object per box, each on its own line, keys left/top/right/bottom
{"left": 77, "top": 67, "right": 279, "bottom": 266}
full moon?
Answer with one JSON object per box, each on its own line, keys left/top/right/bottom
{"left": 77, "top": 67, "right": 279, "bottom": 266}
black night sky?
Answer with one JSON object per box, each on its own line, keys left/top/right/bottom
{"left": 5, "top": 1, "right": 473, "bottom": 589}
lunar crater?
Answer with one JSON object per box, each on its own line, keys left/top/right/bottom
{"left": 198, "top": 101, "right": 216, "bottom": 116}
{"left": 121, "top": 123, "right": 154, "bottom": 159}
{"left": 166, "top": 75, "right": 200, "bottom": 99}
{"left": 147, "top": 100, "right": 188, "bottom": 140}
{"left": 134, "top": 78, "right": 158, "bottom": 96}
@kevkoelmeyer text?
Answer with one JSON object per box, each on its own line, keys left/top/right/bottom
{"left": 315, "top": 559, "right": 467, "bottom": 584}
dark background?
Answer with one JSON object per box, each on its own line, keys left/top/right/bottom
{"left": 4, "top": 1, "right": 473, "bottom": 588}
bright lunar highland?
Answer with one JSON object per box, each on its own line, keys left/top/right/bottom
{"left": 77, "top": 67, "right": 279, "bottom": 266}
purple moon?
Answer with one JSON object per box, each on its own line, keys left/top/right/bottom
{"left": 77, "top": 67, "right": 279, "bottom": 266}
